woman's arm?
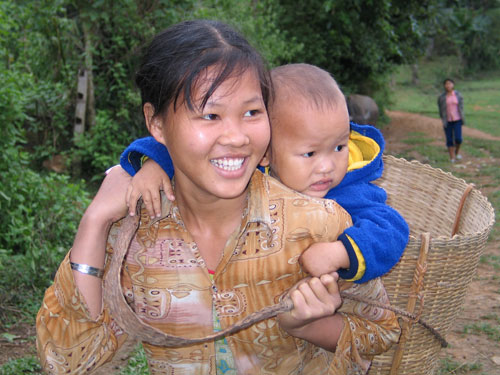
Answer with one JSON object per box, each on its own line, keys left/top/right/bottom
{"left": 70, "top": 166, "right": 131, "bottom": 318}
{"left": 37, "top": 166, "right": 132, "bottom": 372}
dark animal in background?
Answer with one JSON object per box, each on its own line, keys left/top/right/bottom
{"left": 346, "top": 94, "right": 379, "bottom": 126}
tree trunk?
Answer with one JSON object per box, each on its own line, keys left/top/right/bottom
{"left": 411, "top": 63, "right": 419, "bottom": 85}
{"left": 83, "top": 20, "right": 96, "bottom": 129}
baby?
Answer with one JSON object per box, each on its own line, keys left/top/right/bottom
{"left": 121, "top": 63, "right": 409, "bottom": 284}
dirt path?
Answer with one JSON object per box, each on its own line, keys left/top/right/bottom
{"left": 386, "top": 110, "right": 500, "bottom": 141}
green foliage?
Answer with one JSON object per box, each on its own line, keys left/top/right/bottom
{"left": 0, "top": 41, "right": 91, "bottom": 324}
{"left": 430, "top": 1, "right": 500, "bottom": 72}
{"left": 120, "top": 344, "right": 150, "bottom": 375}
{"left": 190, "top": 0, "right": 300, "bottom": 67}
{"left": 0, "top": 355, "right": 42, "bottom": 375}
{"left": 73, "top": 110, "right": 137, "bottom": 183}
{"left": 272, "top": 0, "right": 433, "bottom": 97}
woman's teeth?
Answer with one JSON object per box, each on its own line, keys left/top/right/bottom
{"left": 211, "top": 158, "right": 244, "bottom": 171}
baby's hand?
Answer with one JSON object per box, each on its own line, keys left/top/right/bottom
{"left": 126, "top": 159, "right": 174, "bottom": 218}
{"left": 277, "top": 273, "right": 341, "bottom": 335}
{"left": 300, "top": 241, "right": 350, "bottom": 277}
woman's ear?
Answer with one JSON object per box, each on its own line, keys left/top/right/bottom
{"left": 144, "top": 103, "right": 166, "bottom": 145}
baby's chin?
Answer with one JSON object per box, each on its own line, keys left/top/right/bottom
{"left": 301, "top": 188, "right": 329, "bottom": 199}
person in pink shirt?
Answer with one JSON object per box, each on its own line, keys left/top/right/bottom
{"left": 437, "top": 78, "right": 465, "bottom": 163}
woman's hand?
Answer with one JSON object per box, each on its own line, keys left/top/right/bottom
{"left": 277, "top": 272, "right": 342, "bottom": 336}
{"left": 126, "top": 159, "right": 174, "bottom": 218}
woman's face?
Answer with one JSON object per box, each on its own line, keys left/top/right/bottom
{"left": 444, "top": 80, "right": 454, "bottom": 92}
{"left": 150, "top": 69, "right": 270, "bottom": 202}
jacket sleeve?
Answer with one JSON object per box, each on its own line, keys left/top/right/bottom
{"left": 457, "top": 91, "right": 465, "bottom": 124}
{"left": 331, "top": 182, "right": 409, "bottom": 283}
{"left": 119, "top": 136, "right": 175, "bottom": 178}
{"left": 36, "top": 252, "right": 128, "bottom": 373}
{"left": 437, "top": 94, "right": 447, "bottom": 126}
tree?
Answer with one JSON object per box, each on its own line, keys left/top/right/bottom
{"left": 270, "top": 0, "right": 435, "bottom": 96}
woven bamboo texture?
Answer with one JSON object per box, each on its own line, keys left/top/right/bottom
{"left": 368, "top": 155, "right": 495, "bottom": 375}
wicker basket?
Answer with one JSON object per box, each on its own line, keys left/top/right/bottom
{"left": 368, "top": 155, "right": 496, "bottom": 375}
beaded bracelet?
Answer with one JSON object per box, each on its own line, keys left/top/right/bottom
{"left": 70, "top": 262, "right": 104, "bottom": 279}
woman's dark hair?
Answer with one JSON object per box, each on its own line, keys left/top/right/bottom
{"left": 443, "top": 78, "right": 455, "bottom": 85}
{"left": 135, "top": 20, "right": 271, "bottom": 118}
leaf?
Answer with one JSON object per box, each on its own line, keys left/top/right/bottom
{"left": 1, "top": 332, "right": 19, "bottom": 343}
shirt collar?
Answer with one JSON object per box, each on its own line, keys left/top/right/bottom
{"left": 152, "top": 170, "right": 272, "bottom": 230}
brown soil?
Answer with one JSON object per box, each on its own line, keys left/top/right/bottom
{"left": 0, "top": 111, "right": 498, "bottom": 373}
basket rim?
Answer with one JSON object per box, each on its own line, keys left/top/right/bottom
{"left": 381, "top": 155, "right": 496, "bottom": 241}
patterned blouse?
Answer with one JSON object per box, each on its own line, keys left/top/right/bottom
{"left": 36, "top": 171, "right": 400, "bottom": 374}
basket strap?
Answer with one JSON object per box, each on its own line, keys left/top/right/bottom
{"left": 451, "top": 184, "right": 474, "bottom": 236}
{"left": 390, "top": 232, "right": 431, "bottom": 375}
{"left": 105, "top": 216, "right": 447, "bottom": 349}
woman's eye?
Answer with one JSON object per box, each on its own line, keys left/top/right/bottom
{"left": 302, "top": 151, "right": 315, "bottom": 158}
{"left": 244, "top": 109, "right": 259, "bottom": 117}
{"left": 334, "top": 145, "right": 345, "bottom": 152}
{"left": 202, "top": 114, "right": 218, "bottom": 120}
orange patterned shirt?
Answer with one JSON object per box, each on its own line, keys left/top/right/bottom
{"left": 37, "top": 171, "right": 399, "bottom": 374}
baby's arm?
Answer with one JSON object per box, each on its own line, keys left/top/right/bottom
{"left": 119, "top": 137, "right": 176, "bottom": 218}
{"left": 322, "top": 183, "right": 409, "bottom": 283}
{"left": 300, "top": 241, "right": 350, "bottom": 277}
{"left": 126, "top": 159, "right": 173, "bottom": 218}
{"left": 277, "top": 273, "right": 343, "bottom": 351}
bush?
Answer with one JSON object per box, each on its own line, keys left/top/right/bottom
{"left": 73, "top": 109, "right": 142, "bottom": 183}
{"left": 0, "top": 58, "right": 91, "bottom": 324}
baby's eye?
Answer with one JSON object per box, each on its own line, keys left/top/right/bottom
{"left": 334, "top": 145, "right": 345, "bottom": 152}
{"left": 302, "top": 151, "right": 315, "bottom": 158}
{"left": 202, "top": 113, "right": 219, "bottom": 121}
{"left": 244, "top": 109, "right": 260, "bottom": 117}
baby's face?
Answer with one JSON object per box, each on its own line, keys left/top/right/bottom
{"left": 265, "top": 97, "right": 350, "bottom": 198}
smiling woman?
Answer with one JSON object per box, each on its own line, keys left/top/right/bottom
{"left": 36, "top": 20, "right": 398, "bottom": 375}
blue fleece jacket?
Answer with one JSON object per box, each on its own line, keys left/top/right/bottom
{"left": 120, "top": 122, "right": 409, "bottom": 283}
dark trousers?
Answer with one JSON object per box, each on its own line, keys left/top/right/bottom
{"left": 444, "top": 120, "right": 463, "bottom": 147}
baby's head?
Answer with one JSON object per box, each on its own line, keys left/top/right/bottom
{"left": 262, "top": 63, "right": 350, "bottom": 198}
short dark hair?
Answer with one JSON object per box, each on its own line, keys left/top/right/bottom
{"left": 271, "top": 63, "right": 343, "bottom": 110}
{"left": 135, "top": 20, "right": 271, "bottom": 118}
{"left": 443, "top": 78, "right": 455, "bottom": 85}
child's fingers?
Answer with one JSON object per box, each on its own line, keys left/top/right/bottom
{"left": 150, "top": 188, "right": 162, "bottom": 218}
{"left": 126, "top": 184, "right": 135, "bottom": 217}
{"left": 141, "top": 190, "right": 156, "bottom": 218}
{"left": 127, "top": 188, "right": 142, "bottom": 217}
{"left": 162, "top": 177, "right": 175, "bottom": 201}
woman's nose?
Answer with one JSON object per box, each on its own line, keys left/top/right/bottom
{"left": 219, "top": 119, "right": 250, "bottom": 147}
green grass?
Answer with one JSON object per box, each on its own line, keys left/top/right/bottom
{"left": 390, "top": 57, "right": 500, "bottom": 137}
{"left": 438, "top": 357, "right": 483, "bottom": 374}
{"left": 480, "top": 254, "right": 500, "bottom": 270}
{"left": 463, "top": 322, "right": 500, "bottom": 342}
{"left": 0, "top": 356, "right": 42, "bottom": 375}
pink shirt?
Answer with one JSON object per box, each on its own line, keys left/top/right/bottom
{"left": 446, "top": 91, "right": 461, "bottom": 121}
